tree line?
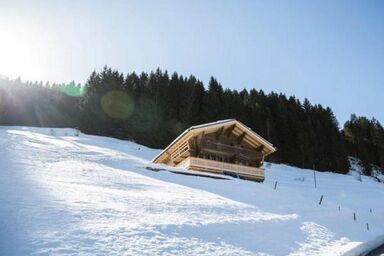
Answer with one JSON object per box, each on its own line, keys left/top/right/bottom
{"left": 0, "top": 68, "right": 383, "bottom": 175}
{"left": 343, "top": 115, "right": 384, "bottom": 175}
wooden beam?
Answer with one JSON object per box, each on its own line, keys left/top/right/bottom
{"left": 255, "top": 144, "right": 264, "bottom": 152}
{"left": 237, "top": 132, "right": 246, "bottom": 145}
{"left": 215, "top": 126, "right": 224, "bottom": 140}
{"left": 225, "top": 124, "right": 236, "bottom": 137}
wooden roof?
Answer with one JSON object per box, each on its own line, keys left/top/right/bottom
{"left": 152, "top": 119, "right": 277, "bottom": 164}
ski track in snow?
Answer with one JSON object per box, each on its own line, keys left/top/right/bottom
{"left": 0, "top": 127, "right": 383, "bottom": 255}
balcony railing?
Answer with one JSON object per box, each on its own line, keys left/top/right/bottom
{"left": 177, "top": 156, "right": 264, "bottom": 179}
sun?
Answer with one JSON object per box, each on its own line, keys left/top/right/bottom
{"left": 0, "top": 21, "right": 62, "bottom": 82}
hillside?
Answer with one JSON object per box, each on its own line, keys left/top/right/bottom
{"left": 2, "top": 72, "right": 384, "bottom": 175}
{"left": 0, "top": 127, "right": 383, "bottom": 255}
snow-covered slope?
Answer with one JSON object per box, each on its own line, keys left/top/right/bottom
{"left": 0, "top": 127, "right": 383, "bottom": 256}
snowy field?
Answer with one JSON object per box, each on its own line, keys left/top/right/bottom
{"left": 0, "top": 127, "right": 383, "bottom": 256}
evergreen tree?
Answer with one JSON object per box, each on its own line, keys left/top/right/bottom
{"left": 4, "top": 67, "right": 384, "bottom": 175}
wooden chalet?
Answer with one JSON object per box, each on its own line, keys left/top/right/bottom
{"left": 152, "top": 119, "right": 276, "bottom": 182}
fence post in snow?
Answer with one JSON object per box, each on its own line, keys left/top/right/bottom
{"left": 318, "top": 195, "right": 323, "bottom": 205}
{"left": 313, "top": 166, "right": 317, "bottom": 189}
{"left": 338, "top": 206, "right": 340, "bottom": 211}
{"left": 353, "top": 213, "right": 356, "bottom": 221}
{"left": 366, "top": 223, "right": 369, "bottom": 231}
{"left": 370, "top": 208, "right": 372, "bottom": 213}
{"left": 274, "top": 181, "right": 278, "bottom": 190}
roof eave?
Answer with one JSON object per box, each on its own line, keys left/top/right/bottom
{"left": 152, "top": 119, "right": 277, "bottom": 163}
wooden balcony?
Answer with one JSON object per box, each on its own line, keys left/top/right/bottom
{"left": 176, "top": 156, "right": 265, "bottom": 182}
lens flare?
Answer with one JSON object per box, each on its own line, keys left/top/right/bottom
{"left": 131, "top": 98, "right": 161, "bottom": 132}
{"left": 62, "top": 83, "right": 86, "bottom": 97}
{"left": 166, "top": 119, "right": 184, "bottom": 135}
{"left": 101, "top": 91, "right": 134, "bottom": 119}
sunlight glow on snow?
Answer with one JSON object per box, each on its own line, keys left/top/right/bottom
{"left": 1, "top": 127, "right": 383, "bottom": 255}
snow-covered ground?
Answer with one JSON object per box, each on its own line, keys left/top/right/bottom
{"left": 0, "top": 127, "right": 383, "bottom": 256}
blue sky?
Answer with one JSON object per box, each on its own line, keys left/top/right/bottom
{"left": 0, "top": 0, "right": 383, "bottom": 125}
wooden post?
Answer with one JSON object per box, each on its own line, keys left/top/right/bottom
{"left": 370, "top": 208, "right": 372, "bottom": 213}
{"left": 366, "top": 223, "right": 369, "bottom": 231}
{"left": 318, "top": 195, "right": 323, "bottom": 205}
{"left": 237, "top": 132, "right": 246, "bottom": 145}
{"left": 353, "top": 213, "right": 356, "bottom": 221}
{"left": 274, "top": 181, "right": 278, "bottom": 190}
{"left": 313, "top": 165, "right": 317, "bottom": 188}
